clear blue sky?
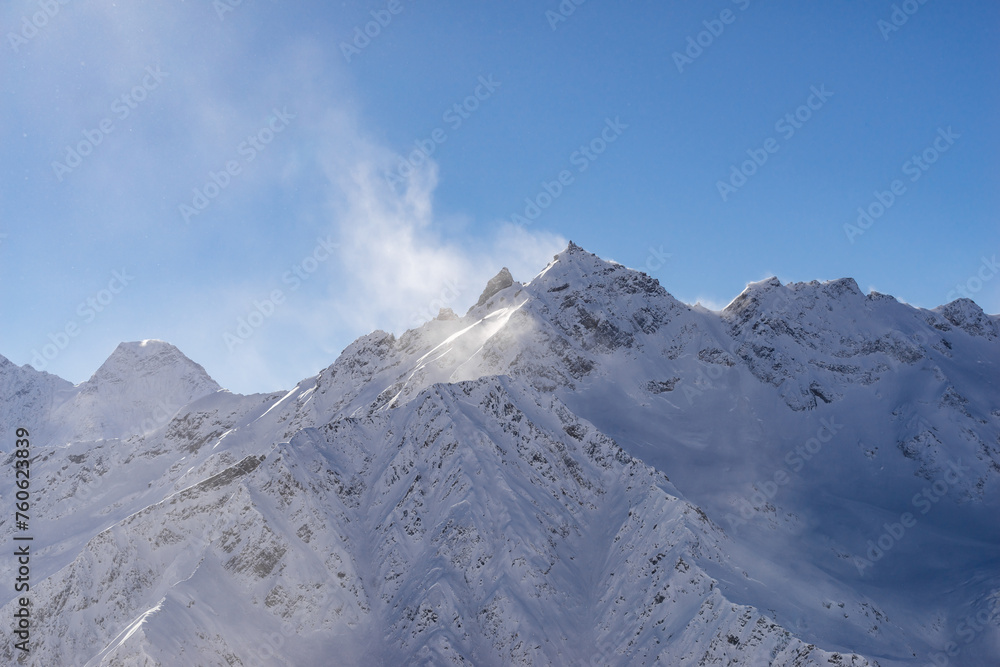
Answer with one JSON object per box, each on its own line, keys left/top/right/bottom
{"left": 1, "top": 0, "right": 997, "bottom": 394}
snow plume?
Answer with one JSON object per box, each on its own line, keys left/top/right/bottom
{"left": 318, "top": 120, "right": 566, "bottom": 336}
{"left": 1, "top": 0, "right": 565, "bottom": 392}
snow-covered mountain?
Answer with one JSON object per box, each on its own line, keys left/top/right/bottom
{"left": 1, "top": 243, "right": 998, "bottom": 666}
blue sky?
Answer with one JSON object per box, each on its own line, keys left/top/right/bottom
{"left": 1, "top": 0, "right": 997, "bottom": 394}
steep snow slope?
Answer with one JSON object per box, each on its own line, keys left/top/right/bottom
{"left": 0, "top": 354, "right": 74, "bottom": 442}
{"left": 0, "top": 243, "right": 997, "bottom": 666}
{"left": 4, "top": 378, "right": 875, "bottom": 666}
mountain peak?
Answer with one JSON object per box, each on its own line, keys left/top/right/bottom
{"left": 555, "top": 240, "right": 601, "bottom": 263}
{"left": 47, "top": 340, "right": 224, "bottom": 441}
{"left": 935, "top": 298, "right": 998, "bottom": 339}
{"left": 725, "top": 276, "right": 866, "bottom": 318}
{"left": 88, "top": 339, "right": 219, "bottom": 389}
{"left": 0, "top": 352, "right": 75, "bottom": 443}
{"left": 723, "top": 277, "right": 785, "bottom": 319}
{"left": 531, "top": 241, "right": 615, "bottom": 287}
{"left": 755, "top": 276, "right": 783, "bottom": 289}
{"left": 474, "top": 267, "right": 516, "bottom": 308}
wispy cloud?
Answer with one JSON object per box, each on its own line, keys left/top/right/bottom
{"left": 3, "top": 1, "right": 566, "bottom": 392}
{"left": 317, "top": 121, "right": 565, "bottom": 334}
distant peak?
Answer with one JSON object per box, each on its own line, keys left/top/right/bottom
{"left": 116, "top": 339, "right": 175, "bottom": 354}
{"left": 940, "top": 297, "right": 983, "bottom": 314}
{"left": 88, "top": 340, "right": 221, "bottom": 392}
{"left": 934, "top": 298, "right": 997, "bottom": 339}
{"left": 102, "top": 340, "right": 188, "bottom": 367}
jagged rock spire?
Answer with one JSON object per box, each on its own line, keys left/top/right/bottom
{"left": 475, "top": 267, "right": 514, "bottom": 307}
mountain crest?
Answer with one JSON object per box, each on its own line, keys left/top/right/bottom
{"left": 474, "top": 267, "right": 515, "bottom": 308}
{"left": 935, "top": 298, "right": 998, "bottom": 339}
{"left": 91, "top": 339, "right": 206, "bottom": 374}
{"left": 51, "top": 340, "right": 222, "bottom": 442}
{"left": 1, "top": 247, "right": 998, "bottom": 665}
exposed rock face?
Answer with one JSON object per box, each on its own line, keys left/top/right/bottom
{"left": 474, "top": 266, "right": 515, "bottom": 308}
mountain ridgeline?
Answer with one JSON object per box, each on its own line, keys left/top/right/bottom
{"left": 1, "top": 243, "right": 998, "bottom": 666}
